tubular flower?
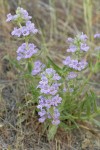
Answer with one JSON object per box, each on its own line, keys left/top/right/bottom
{"left": 32, "top": 60, "right": 45, "bottom": 75}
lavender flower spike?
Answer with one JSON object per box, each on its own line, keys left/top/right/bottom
{"left": 37, "top": 68, "right": 62, "bottom": 125}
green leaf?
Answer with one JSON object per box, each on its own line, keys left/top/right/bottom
{"left": 90, "top": 91, "right": 98, "bottom": 112}
{"left": 86, "top": 97, "right": 91, "bottom": 117}
{"left": 60, "top": 122, "right": 76, "bottom": 131}
{"left": 47, "top": 125, "right": 58, "bottom": 140}
{"left": 60, "top": 114, "right": 78, "bottom": 120}
{"left": 80, "top": 91, "right": 98, "bottom": 118}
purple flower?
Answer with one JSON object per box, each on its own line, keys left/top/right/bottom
{"left": 32, "top": 60, "right": 45, "bottom": 76}
{"left": 11, "top": 27, "right": 22, "bottom": 37}
{"left": 6, "top": 13, "right": 20, "bottom": 22}
{"left": 6, "top": 13, "right": 14, "bottom": 22}
{"left": 42, "top": 68, "right": 61, "bottom": 82}
{"left": 37, "top": 96, "right": 46, "bottom": 110}
{"left": 38, "top": 109, "right": 51, "bottom": 123}
{"left": 94, "top": 33, "right": 100, "bottom": 38}
{"left": 16, "top": 43, "right": 38, "bottom": 60}
{"left": 70, "top": 59, "right": 78, "bottom": 69}
{"left": 51, "top": 95, "right": 62, "bottom": 106}
{"left": 67, "top": 72, "right": 77, "bottom": 79}
{"left": 77, "top": 60, "right": 88, "bottom": 71}
{"left": 53, "top": 73, "right": 61, "bottom": 80}
{"left": 67, "top": 37, "right": 74, "bottom": 43}
{"left": 67, "top": 45, "right": 77, "bottom": 52}
{"left": 45, "top": 68, "right": 55, "bottom": 76}
{"left": 40, "top": 85, "right": 50, "bottom": 95}
{"left": 26, "top": 21, "right": 38, "bottom": 34}
{"left": 39, "top": 117, "right": 46, "bottom": 123}
{"left": 38, "top": 76, "right": 48, "bottom": 86}
{"left": 52, "top": 119, "right": 60, "bottom": 125}
{"left": 21, "top": 26, "right": 30, "bottom": 36}
{"left": 49, "top": 86, "right": 58, "bottom": 95}
{"left": 79, "top": 33, "right": 88, "bottom": 41}
{"left": 38, "top": 109, "right": 47, "bottom": 117}
{"left": 62, "top": 56, "right": 71, "bottom": 65}
{"left": 80, "top": 43, "right": 89, "bottom": 52}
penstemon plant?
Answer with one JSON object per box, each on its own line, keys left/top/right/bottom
{"left": 6, "top": 7, "right": 100, "bottom": 140}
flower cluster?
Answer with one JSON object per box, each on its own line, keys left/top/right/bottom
{"left": 37, "top": 68, "right": 62, "bottom": 125}
{"left": 31, "top": 60, "right": 45, "bottom": 75}
{"left": 63, "top": 56, "right": 88, "bottom": 71}
{"left": 16, "top": 43, "right": 38, "bottom": 60}
{"left": 37, "top": 95, "right": 61, "bottom": 125}
{"left": 63, "top": 33, "right": 88, "bottom": 72}
{"left": 7, "top": 7, "right": 38, "bottom": 61}
{"left": 11, "top": 21, "right": 38, "bottom": 37}
{"left": 6, "top": 7, "right": 32, "bottom": 22}
{"left": 63, "top": 33, "right": 89, "bottom": 87}
{"left": 67, "top": 33, "right": 89, "bottom": 52}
